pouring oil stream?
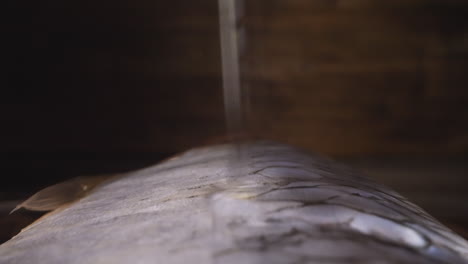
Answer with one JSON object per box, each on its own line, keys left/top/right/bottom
{"left": 218, "top": 0, "right": 245, "bottom": 143}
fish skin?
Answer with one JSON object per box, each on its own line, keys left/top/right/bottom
{"left": 0, "top": 141, "right": 467, "bottom": 264}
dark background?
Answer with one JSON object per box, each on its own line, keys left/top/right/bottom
{"left": 1, "top": 0, "right": 468, "bottom": 241}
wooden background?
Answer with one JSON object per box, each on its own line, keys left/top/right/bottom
{"left": 1, "top": 0, "right": 468, "bottom": 239}
{"left": 3, "top": 0, "right": 468, "bottom": 157}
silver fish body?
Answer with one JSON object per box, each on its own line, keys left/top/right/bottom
{"left": 0, "top": 141, "right": 467, "bottom": 264}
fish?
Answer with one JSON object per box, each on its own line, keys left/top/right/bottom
{"left": 10, "top": 175, "right": 113, "bottom": 214}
